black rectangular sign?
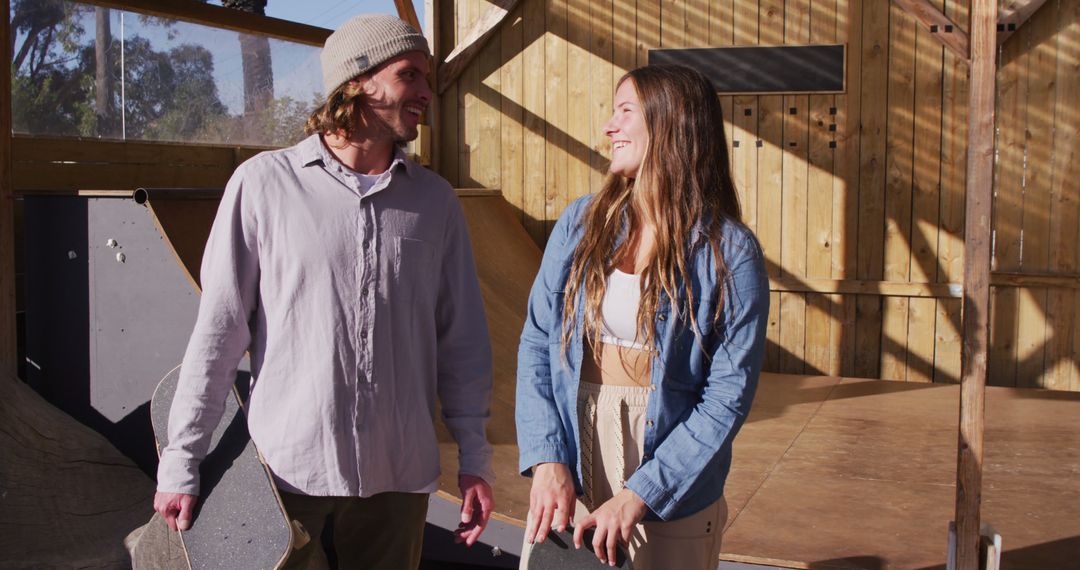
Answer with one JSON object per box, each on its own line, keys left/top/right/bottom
{"left": 648, "top": 44, "right": 846, "bottom": 94}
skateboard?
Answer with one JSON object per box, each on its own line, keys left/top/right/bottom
{"left": 151, "top": 361, "right": 296, "bottom": 569}
{"left": 526, "top": 527, "right": 632, "bottom": 569}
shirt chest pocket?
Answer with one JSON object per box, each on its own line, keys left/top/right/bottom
{"left": 391, "top": 236, "right": 437, "bottom": 302}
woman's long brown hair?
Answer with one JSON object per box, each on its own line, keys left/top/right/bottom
{"left": 561, "top": 64, "right": 743, "bottom": 360}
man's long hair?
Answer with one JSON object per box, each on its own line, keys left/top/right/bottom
{"left": 561, "top": 64, "right": 744, "bottom": 359}
{"left": 304, "top": 80, "right": 365, "bottom": 137}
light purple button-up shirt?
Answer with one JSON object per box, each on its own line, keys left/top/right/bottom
{"left": 157, "top": 134, "right": 495, "bottom": 497}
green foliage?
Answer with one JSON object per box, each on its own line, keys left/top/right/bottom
{"left": 10, "top": 0, "right": 315, "bottom": 147}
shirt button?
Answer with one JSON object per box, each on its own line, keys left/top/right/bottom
{"left": 658, "top": 314, "right": 667, "bottom": 321}
{"left": 646, "top": 419, "right": 655, "bottom": 428}
{"left": 361, "top": 330, "right": 368, "bottom": 340}
{"left": 649, "top": 384, "right": 657, "bottom": 392}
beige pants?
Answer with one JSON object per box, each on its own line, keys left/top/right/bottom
{"left": 521, "top": 382, "right": 727, "bottom": 570}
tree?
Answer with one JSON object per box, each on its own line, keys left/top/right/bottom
{"left": 222, "top": 0, "right": 274, "bottom": 142}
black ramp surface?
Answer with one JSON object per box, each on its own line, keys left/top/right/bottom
{"left": 151, "top": 362, "right": 292, "bottom": 569}
{"left": 527, "top": 528, "right": 631, "bottom": 570}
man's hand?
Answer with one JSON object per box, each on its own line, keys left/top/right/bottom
{"left": 153, "top": 491, "right": 198, "bottom": 532}
{"left": 525, "top": 462, "right": 576, "bottom": 545}
{"left": 573, "top": 488, "right": 647, "bottom": 566}
{"left": 455, "top": 474, "right": 494, "bottom": 547}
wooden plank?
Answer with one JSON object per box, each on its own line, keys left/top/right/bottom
{"left": 935, "top": 297, "right": 962, "bottom": 384}
{"left": 988, "top": 287, "right": 1020, "bottom": 387}
{"left": 521, "top": 0, "right": 546, "bottom": 244}
{"left": 832, "top": 0, "right": 860, "bottom": 377}
{"left": 1044, "top": 0, "right": 1079, "bottom": 391}
{"left": 437, "top": 0, "right": 521, "bottom": 93}
{"left": 661, "top": 0, "right": 687, "bottom": 48}
{"left": 908, "top": 1, "right": 946, "bottom": 384}
{"left": 890, "top": 0, "right": 969, "bottom": 60}
{"left": 881, "top": 3, "right": 917, "bottom": 381}
{"left": 0, "top": 0, "right": 13, "bottom": 377}
{"left": 393, "top": 0, "right": 422, "bottom": 32}
{"left": 936, "top": 0, "right": 970, "bottom": 387}
{"left": 611, "top": 0, "right": 636, "bottom": 79}
{"left": 938, "top": 0, "right": 969, "bottom": 286}
{"left": 565, "top": 0, "right": 591, "bottom": 206}
{"left": 686, "top": 0, "right": 709, "bottom": 48}
{"left": 709, "top": 0, "right": 734, "bottom": 46}
{"left": 954, "top": 0, "right": 997, "bottom": 566}
{"left": 731, "top": 2, "right": 759, "bottom": 234}
{"left": 765, "top": 291, "right": 782, "bottom": 369}
{"left": 438, "top": 0, "right": 461, "bottom": 185}
{"left": 477, "top": 2, "right": 503, "bottom": 190}
{"left": 81, "top": 0, "right": 329, "bottom": 45}
{"left": 769, "top": 276, "right": 959, "bottom": 297}
{"left": 778, "top": 0, "right": 810, "bottom": 375}
{"left": 459, "top": 0, "right": 480, "bottom": 187}
{"left": 545, "top": 0, "right": 568, "bottom": 235}
{"left": 998, "top": 0, "right": 1052, "bottom": 45}
{"left": 499, "top": 7, "right": 524, "bottom": 215}
{"left": 756, "top": 0, "right": 784, "bottom": 373}
{"left": 637, "top": 0, "right": 661, "bottom": 66}
{"left": 1013, "top": 4, "right": 1058, "bottom": 389}
{"left": 13, "top": 163, "right": 236, "bottom": 191}
{"left": 804, "top": 0, "right": 837, "bottom": 377}
{"left": 854, "top": 0, "right": 890, "bottom": 378}
{"left": 590, "top": 0, "right": 614, "bottom": 196}
{"left": 989, "top": 5, "right": 1028, "bottom": 388}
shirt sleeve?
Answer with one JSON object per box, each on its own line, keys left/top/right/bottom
{"left": 156, "top": 169, "right": 261, "bottom": 495}
{"left": 625, "top": 236, "right": 770, "bottom": 519}
{"left": 515, "top": 203, "right": 579, "bottom": 475}
{"left": 435, "top": 196, "right": 497, "bottom": 484}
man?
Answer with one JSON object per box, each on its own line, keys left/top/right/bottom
{"left": 153, "top": 14, "right": 495, "bottom": 569}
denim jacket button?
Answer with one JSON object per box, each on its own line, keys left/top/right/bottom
{"left": 646, "top": 419, "right": 655, "bottom": 427}
{"left": 658, "top": 314, "right": 667, "bottom": 321}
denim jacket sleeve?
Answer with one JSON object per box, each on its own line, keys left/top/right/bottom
{"left": 515, "top": 200, "right": 583, "bottom": 475}
{"left": 625, "top": 233, "right": 770, "bottom": 519}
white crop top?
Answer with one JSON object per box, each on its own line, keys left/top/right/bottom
{"left": 600, "top": 269, "right": 647, "bottom": 350}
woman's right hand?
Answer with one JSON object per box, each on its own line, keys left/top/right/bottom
{"left": 526, "top": 462, "right": 576, "bottom": 544}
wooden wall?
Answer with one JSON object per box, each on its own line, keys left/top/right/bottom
{"left": 434, "top": 0, "right": 1080, "bottom": 390}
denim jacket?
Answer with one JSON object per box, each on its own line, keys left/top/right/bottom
{"left": 516, "top": 195, "right": 769, "bottom": 521}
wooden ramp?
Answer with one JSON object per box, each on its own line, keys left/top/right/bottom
{"left": 0, "top": 373, "right": 156, "bottom": 567}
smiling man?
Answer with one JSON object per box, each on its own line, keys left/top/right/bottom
{"left": 153, "top": 15, "right": 496, "bottom": 569}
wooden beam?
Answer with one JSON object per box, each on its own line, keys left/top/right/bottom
{"left": 0, "top": 0, "right": 14, "bottom": 378}
{"left": 891, "top": 0, "right": 970, "bottom": 61}
{"left": 955, "top": 0, "right": 997, "bottom": 568}
{"left": 437, "top": 0, "right": 521, "bottom": 94}
{"left": 997, "top": 0, "right": 1051, "bottom": 45}
{"left": 394, "top": 0, "right": 422, "bottom": 32}
{"left": 78, "top": 0, "right": 331, "bottom": 45}
{"left": 769, "top": 277, "right": 962, "bottom": 299}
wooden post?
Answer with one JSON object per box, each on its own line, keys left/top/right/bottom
{"left": 955, "top": 0, "right": 997, "bottom": 568}
{"left": 1, "top": 0, "right": 16, "bottom": 379}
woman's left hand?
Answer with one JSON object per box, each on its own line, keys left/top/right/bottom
{"left": 573, "top": 488, "right": 648, "bottom": 565}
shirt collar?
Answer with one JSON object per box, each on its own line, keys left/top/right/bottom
{"left": 298, "top": 133, "right": 414, "bottom": 178}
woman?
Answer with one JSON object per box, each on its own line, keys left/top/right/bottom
{"left": 515, "top": 64, "right": 769, "bottom": 569}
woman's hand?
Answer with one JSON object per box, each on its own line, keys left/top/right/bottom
{"left": 573, "top": 488, "right": 647, "bottom": 566}
{"left": 526, "top": 462, "right": 576, "bottom": 544}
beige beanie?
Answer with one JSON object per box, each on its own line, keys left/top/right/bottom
{"left": 320, "top": 14, "right": 430, "bottom": 95}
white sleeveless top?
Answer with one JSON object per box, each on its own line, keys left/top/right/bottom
{"left": 600, "top": 269, "right": 647, "bottom": 350}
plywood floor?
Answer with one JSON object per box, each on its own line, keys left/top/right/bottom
{"left": 720, "top": 374, "right": 1080, "bottom": 569}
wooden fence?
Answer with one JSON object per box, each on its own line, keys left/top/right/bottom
{"left": 433, "top": 0, "right": 1080, "bottom": 390}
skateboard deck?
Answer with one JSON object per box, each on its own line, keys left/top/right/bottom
{"left": 151, "top": 362, "right": 294, "bottom": 570}
{"left": 526, "top": 527, "right": 632, "bottom": 569}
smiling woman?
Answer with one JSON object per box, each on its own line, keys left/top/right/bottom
{"left": 516, "top": 64, "right": 770, "bottom": 570}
